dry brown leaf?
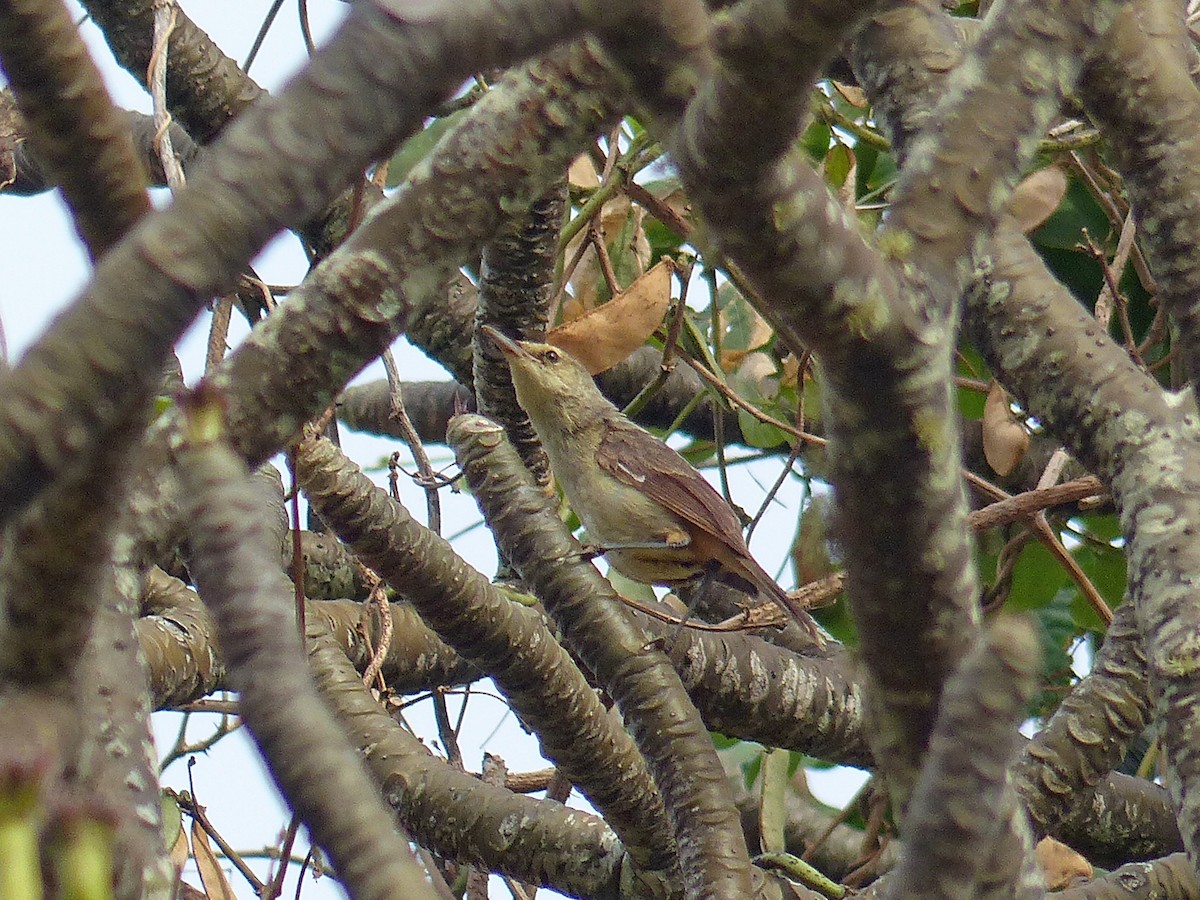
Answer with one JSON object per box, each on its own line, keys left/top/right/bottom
{"left": 983, "top": 381, "right": 1030, "bottom": 477}
{"left": 568, "top": 153, "right": 600, "bottom": 190}
{"left": 191, "top": 818, "right": 237, "bottom": 900}
{"left": 831, "top": 80, "right": 868, "bottom": 108}
{"left": 549, "top": 259, "right": 673, "bottom": 373}
{"left": 168, "top": 814, "right": 190, "bottom": 877}
{"left": 1035, "top": 837, "right": 1092, "bottom": 890}
{"left": 1009, "top": 166, "right": 1068, "bottom": 234}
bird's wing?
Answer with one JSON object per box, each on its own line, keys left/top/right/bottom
{"left": 599, "top": 419, "right": 820, "bottom": 639}
{"left": 595, "top": 419, "right": 750, "bottom": 552}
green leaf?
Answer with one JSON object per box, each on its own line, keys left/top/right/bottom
{"left": 801, "top": 119, "right": 832, "bottom": 161}
{"left": 863, "top": 149, "right": 898, "bottom": 194}
{"left": 743, "top": 753, "right": 763, "bottom": 790}
{"left": 717, "top": 281, "right": 759, "bottom": 351}
{"left": 1036, "top": 246, "right": 1104, "bottom": 308}
{"left": 737, "top": 408, "right": 788, "bottom": 450}
{"left": 1076, "top": 512, "right": 1123, "bottom": 543}
{"left": 855, "top": 143, "right": 879, "bottom": 195}
{"left": 1008, "top": 542, "right": 1071, "bottom": 611}
{"left": 1071, "top": 541, "right": 1126, "bottom": 631}
{"left": 729, "top": 374, "right": 790, "bottom": 450}
{"left": 811, "top": 594, "right": 857, "bottom": 646}
{"left": 160, "top": 793, "right": 183, "bottom": 850}
{"left": 824, "top": 143, "right": 854, "bottom": 191}
{"left": 957, "top": 383, "right": 987, "bottom": 421}
{"left": 603, "top": 566, "right": 658, "bottom": 604}
{"left": 645, "top": 220, "right": 684, "bottom": 266}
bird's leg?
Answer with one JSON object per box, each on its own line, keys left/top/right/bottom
{"left": 666, "top": 562, "right": 721, "bottom": 650}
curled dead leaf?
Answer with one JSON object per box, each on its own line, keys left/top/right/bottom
{"left": 983, "top": 381, "right": 1030, "bottom": 477}
{"left": 831, "top": 80, "right": 868, "bottom": 108}
{"left": 548, "top": 259, "right": 673, "bottom": 374}
{"left": 1009, "top": 166, "right": 1068, "bottom": 234}
{"left": 568, "top": 154, "right": 600, "bottom": 190}
{"left": 1035, "top": 837, "right": 1092, "bottom": 890}
{"left": 191, "top": 818, "right": 237, "bottom": 900}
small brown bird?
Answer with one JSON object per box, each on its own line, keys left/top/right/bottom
{"left": 483, "top": 326, "right": 817, "bottom": 635}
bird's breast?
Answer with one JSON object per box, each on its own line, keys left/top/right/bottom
{"left": 543, "top": 436, "right": 702, "bottom": 585}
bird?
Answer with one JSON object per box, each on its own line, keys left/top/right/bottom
{"left": 482, "top": 325, "right": 818, "bottom": 636}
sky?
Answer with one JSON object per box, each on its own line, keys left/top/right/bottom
{"left": 0, "top": 3, "right": 867, "bottom": 897}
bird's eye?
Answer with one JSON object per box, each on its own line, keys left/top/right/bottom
{"left": 544, "top": 350, "right": 560, "bottom": 363}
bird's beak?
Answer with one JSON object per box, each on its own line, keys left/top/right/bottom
{"left": 480, "top": 325, "right": 533, "bottom": 360}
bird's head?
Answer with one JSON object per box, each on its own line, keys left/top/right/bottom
{"left": 480, "top": 326, "right": 609, "bottom": 430}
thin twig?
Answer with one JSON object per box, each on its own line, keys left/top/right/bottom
{"left": 433, "top": 688, "right": 464, "bottom": 770}
{"left": 149, "top": 2, "right": 185, "bottom": 192}
{"left": 243, "top": 0, "right": 285, "bottom": 72}
{"left": 590, "top": 218, "right": 622, "bottom": 297}
{"left": 179, "top": 777, "right": 264, "bottom": 893}
{"left": 966, "top": 475, "right": 1105, "bottom": 530}
{"left": 382, "top": 348, "right": 442, "bottom": 533}
{"left": 297, "top": 0, "right": 316, "bottom": 55}
{"left": 1086, "top": 215, "right": 1142, "bottom": 365}
{"left": 681, "top": 354, "right": 826, "bottom": 448}
{"left": 967, "top": 466, "right": 1112, "bottom": 624}
{"left": 205, "top": 295, "right": 233, "bottom": 372}
{"left": 263, "top": 814, "right": 302, "bottom": 900}
{"left": 355, "top": 563, "right": 393, "bottom": 690}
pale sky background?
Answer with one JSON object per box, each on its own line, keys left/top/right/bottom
{"left": 0, "top": 3, "right": 868, "bottom": 896}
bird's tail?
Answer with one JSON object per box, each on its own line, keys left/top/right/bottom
{"left": 724, "top": 554, "right": 822, "bottom": 641}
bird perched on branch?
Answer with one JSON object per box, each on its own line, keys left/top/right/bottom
{"left": 482, "top": 325, "right": 818, "bottom": 637}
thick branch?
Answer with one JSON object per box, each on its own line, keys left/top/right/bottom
{"left": 180, "top": 410, "right": 434, "bottom": 900}
{"left": 472, "top": 183, "right": 566, "bottom": 487}
{"left": 856, "top": 0, "right": 1200, "bottom": 869}
{"left": 1080, "top": 0, "right": 1200, "bottom": 397}
{"left": 295, "top": 432, "right": 676, "bottom": 873}
{"left": 885, "top": 0, "right": 1122, "bottom": 292}
{"left": 306, "top": 625, "right": 647, "bottom": 900}
{"left": 0, "top": 0, "right": 150, "bottom": 257}
{"left": 1015, "top": 601, "right": 1150, "bottom": 837}
{"left": 592, "top": 0, "right": 980, "bottom": 806}
{"left": 886, "top": 618, "right": 1039, "bottom": 899}
{"left": 449, "top": 414, "right": 761, "bottom": 900}
{"left": 0, "top": 0, "right": 584, "bottom": 522}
